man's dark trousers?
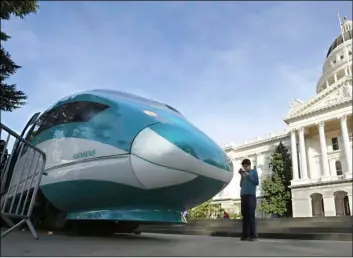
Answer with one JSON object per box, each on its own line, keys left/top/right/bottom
{"left": 241, "top": 194, "right": 257, "bottom": 239}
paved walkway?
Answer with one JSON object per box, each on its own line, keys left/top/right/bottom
{"left": 1, "top": 231, "right": 352, "bottom": 256}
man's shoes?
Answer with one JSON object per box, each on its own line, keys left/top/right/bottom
{"left": 240, "top": 235, "right": 258, "bottom": 241}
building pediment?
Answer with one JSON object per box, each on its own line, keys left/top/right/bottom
{"left": 285, "top": 77, "right": 352, "bottom": 123}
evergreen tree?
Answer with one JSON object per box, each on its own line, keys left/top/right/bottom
{"left": 0, "top": 1, "right": 39, "bottom": 112}
{"left": 259, "top": 142, "right": 293, "bottom": 217}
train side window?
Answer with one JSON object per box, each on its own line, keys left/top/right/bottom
{"left": 32, "top": 101, "right": 109, "bottom": 138}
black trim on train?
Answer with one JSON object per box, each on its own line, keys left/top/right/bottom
{"left": 31, "top": 101, "right": 109, "bottom": 138}
{"left": 165, "top": 104, "right": 181, "bottom": 114}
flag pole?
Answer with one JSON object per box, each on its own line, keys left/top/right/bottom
{"left": 338, "top": 13, "right": 352, "bottom": 76}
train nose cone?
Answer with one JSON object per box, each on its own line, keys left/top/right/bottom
{"left": 130, "top": 123, "right": 233, "bottom": 190}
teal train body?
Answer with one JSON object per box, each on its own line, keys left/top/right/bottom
{"left": 19, "top": 89, "right": 234, "bottom": 224}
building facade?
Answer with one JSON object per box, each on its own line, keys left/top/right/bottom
{"left": 213, "top": 18, "right": 353, "bottom": 218}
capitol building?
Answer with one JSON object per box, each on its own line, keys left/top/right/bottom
{"left": 213, "top": 17, "right": 353, "bottom": 218}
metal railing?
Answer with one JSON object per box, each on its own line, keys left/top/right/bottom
{"left": 0, "top": 123, "right": 47, "bottom": 239}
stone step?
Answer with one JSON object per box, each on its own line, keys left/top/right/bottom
{"left": 142, "top": 228, "right": 353, "bottom": 241}
{"left": 143, "top": 226, "right": 351, "bottom": 234}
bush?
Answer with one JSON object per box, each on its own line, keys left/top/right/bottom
{"left": 229, "top": 212, "right": 242, "bottom": 220}
{"left": 188, "top": 200, "right": 225, "bottom": 220}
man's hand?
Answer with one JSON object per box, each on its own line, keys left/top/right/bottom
{"left": 238, "top": 168, "right": 246, "bottom": 174}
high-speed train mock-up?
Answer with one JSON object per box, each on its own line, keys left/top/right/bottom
{"left": 5, "top": 89, "right": 234, "bottom": 234}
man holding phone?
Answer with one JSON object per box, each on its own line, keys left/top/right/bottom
{"left": 239, "top": 158, "right": 259, "bottom": 241}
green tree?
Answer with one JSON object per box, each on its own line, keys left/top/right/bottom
{"left": 259, "top": 142, "right": 293, "bottom": 217}
{"left": 0, "top": 1, "right": 39, "bottom": 112}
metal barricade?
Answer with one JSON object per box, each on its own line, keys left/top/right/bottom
{"left": 0, "top": 123, "right": 47, "bottom": 239}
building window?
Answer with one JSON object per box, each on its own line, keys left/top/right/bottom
{"left": 340, "top": 55, "right": 344, "bottom": 60}
{"left": 349, "top": 51, "right": 352, "bottom": 56}
{"left": 335, "top": 161, "right": 343, "bottom": 176}
{"left": 332, "top": 137, "right": 339, "bottom": 151}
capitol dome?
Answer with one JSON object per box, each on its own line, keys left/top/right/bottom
{"left": 316, "top": 16, "right": 352, "bottom": 94}
{"left": 326, "top": 17, "right": 353, "bottom": 58}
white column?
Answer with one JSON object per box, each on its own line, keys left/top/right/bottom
{"left": 334, "top": 73, "right": 338, "bottom": 82}
{"left": 256, "top": 152, "right": 263, "bottom": 196}
{"left": 298, "top": 127, "right": 308, "bottom": 179}
{"left": 348, "top": 194, "right": 353, "bottom": 216}
{"left": 323, "top": 196, "right": 336, "bottom": 217}
{"left": 290, "top": 130, "right": 299, "bottom": 180}
{"left": 344, "top": 67, "right": 349, "bottom": 76}
{"left": 317, "top": 121, "right": 330, "bottom": 177}
{"left": 339, "top": 115, "right": 352, "bottom": 175}
{"left": 255, "top": 153, "right": 263, "bottom": 177}
{"left": 325, "top": 80, "right": 329, "bottom": 88}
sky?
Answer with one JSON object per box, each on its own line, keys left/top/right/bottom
{"left": 1, "top": 1, "right": 352, "bottom": 146}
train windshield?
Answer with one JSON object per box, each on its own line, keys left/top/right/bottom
{"left": 92, "top": 89, "right": 183, "bottom": 116}
{"left": 29, "top": 101, "right": 109, "bottom": 139}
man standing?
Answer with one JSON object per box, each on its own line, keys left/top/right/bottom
{"left": 239, "top": 158, "right": 259, "bottom": 241}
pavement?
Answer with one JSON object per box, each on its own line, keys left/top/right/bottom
{"left": 1, "top": 230, "right": 352, "bottom": 257}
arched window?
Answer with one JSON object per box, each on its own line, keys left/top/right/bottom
{"left": 335, "top": 161, "right": 343, "bottom": 176}
{"left": 334, "top": 191, "right": 351, "bottom": 216}
{"left": 310, "top": 193, "right": 325, "bottom": 217}
{"left": 343, "top": 196, "right": 351, "bottom": 216}
{"left": 321, "top": 199, "right": 325, "bottom": 214}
